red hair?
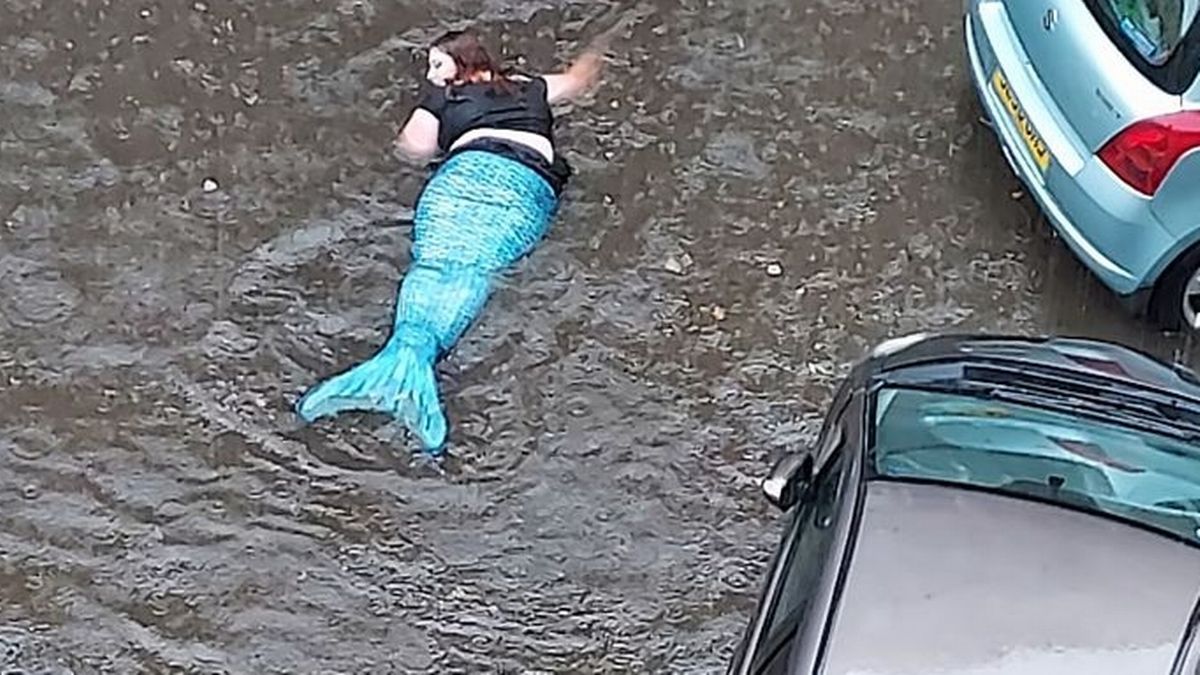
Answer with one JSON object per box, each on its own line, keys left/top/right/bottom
{"left": 432, "top": 30, "right": 509, "bottom": 86}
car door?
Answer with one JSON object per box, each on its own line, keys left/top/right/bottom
{"left": 729, "top": 403, "right": 854, "bottom": 675}
{"left": 1172, "top": 592, "right": 1200, "bottom": 673}
{"left": 746, "top": 450, "right": 848, "bottom": 674}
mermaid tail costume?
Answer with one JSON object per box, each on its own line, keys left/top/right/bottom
{"left": 295, "top": 149, "right": 559, "bottom": 452}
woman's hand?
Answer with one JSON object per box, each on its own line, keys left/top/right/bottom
{"left": 544, "top": 6, "right": 650, "bottom": 105}
{"left": 544, "top": 48, "right": 606, "bottom": 105}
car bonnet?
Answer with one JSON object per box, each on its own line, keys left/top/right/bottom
{"left": 818, "top": 481, "right": 1200, "bottom": 675}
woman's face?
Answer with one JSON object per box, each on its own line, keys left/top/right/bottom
{"left": 426, "top": 47, "right": 458, "bottom": 86}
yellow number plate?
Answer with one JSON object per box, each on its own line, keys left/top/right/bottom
{"left": 991, "top": 68, "right": 1052, "bottom": 173}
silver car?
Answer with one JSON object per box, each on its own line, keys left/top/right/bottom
{"left": 964, "top": 1, "right": 1200, "bottom": 330}
{"left": 727, "top": 333, "right": 1200, "bottom": 674}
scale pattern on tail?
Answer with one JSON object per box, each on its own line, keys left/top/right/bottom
{"left": 295, "top": 149, "right": 559, "bottom": 451}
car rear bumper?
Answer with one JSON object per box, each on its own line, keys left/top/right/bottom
{"left": 963, "top": 3, "right": 1176, "bottom": 304}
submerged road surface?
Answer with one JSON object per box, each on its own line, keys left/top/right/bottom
{"left": 2, "top": 0, "right": 1197, "bottom": 672}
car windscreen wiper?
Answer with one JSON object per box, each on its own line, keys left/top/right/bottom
{"left": 996, "top": 476, "right": 1200, "bottom": 545}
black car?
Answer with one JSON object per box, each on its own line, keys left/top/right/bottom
{"left": 727, "top": 333, "right": 1200, "bottom": 675}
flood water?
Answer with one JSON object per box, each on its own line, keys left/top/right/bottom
{"left": 2, "top": 0, "right": 1198, "bottom": 672}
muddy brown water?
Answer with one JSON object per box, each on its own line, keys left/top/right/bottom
{"left": 2, "top": 0, "right": 1198, "bottom": 672}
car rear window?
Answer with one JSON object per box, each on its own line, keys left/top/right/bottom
{"left": 1105, "top": 0, "right": 1196, "bottom": 64}
{"left": 1087, "top": 0, "right": 1200, "bottom": 93}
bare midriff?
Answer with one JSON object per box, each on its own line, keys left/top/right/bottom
{"left": 450, "top": 128, "right": 555, "bottom": 163}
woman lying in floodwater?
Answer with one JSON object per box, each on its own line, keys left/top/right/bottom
{"left": 294, "top": 29, "right": 605, "bottom": 453}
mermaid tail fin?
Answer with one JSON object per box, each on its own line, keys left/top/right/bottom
{"left": 294, "top": 261, "right": 492, "bottom": 452}
{"left": 295, "top": 333, "right": 447, "bottom": 450}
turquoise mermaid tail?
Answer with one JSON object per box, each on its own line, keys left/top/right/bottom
{"left": 295, "top": 149, "right": 559, "bottom": 452}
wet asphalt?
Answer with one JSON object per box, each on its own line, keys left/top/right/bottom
{"left": 2, "top": 0, "right": 1198, "bottom": 672}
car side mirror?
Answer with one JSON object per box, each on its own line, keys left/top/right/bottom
{"left": 761, "top": 451, "right": 814, "bottom": 511}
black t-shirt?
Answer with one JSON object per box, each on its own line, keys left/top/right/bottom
{"left": 414, "top": 76, "right": 571, "bottom": 194}
{"left": 416, "top": 76, "right": 555, "bottom": 152}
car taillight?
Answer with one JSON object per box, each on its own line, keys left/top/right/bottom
{"left": 1098, "top": 111, "right": 1200, "bottom": 196}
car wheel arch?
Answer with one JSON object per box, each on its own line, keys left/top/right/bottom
{"left": 1148, "top": 229, "right": 1200, "bottom": 330}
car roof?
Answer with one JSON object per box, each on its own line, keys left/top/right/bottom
{"left": 818, "top": 481, "right": 1200, "bottom": 675}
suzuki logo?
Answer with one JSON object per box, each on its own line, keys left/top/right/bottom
{"left": 1043, "top": 8, "right": 1059, "bottom": 31}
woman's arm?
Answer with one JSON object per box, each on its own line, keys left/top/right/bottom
{"left": 394, "top": 108, "right": 440, "bottom": 161}
{"left": 544, "top": 8, "right": 647, "bottom": 105}
{"left": 543, "top": 49, "right": 605, "bottom": 105}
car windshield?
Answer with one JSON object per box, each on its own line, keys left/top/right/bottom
{"left": 872, "top": 386, "right": 1200, "bottom": 544}
{"left": 1098, "top": 0, "right": 1199, "bottom": 66}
